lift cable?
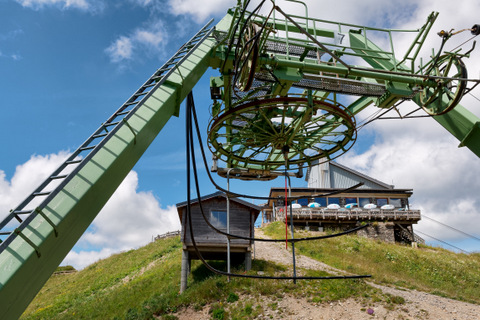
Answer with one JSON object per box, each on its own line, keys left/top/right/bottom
{"left": 190, "top": 87, "right": 364, "bottom": 202}
{"left": 186, "top": 92, "right": 370, "bottom": 245}
{"left": 185, "top": 92, "right": 371, "bottom": 281}
{"left": 414, "top": 230, "right": 471, "bottom": 254}
{"left": 422, "top": 215, "right": 480, "bottom": 242}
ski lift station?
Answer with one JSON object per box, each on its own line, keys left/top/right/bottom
{"left": 2, "top": 0, "right": 480, "bottom": 318}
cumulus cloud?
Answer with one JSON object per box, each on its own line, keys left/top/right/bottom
{"left": 105, "top": 21, "right": 167, "bottom": 64}
{"left": 301, "top": 0, "right": 480, "bottom": 250}
{"left": 105, "top": 36, "right": 134, "bottom": 63}
{"left": 129, "top": 0, "right": 155, "bottom": 7}
{"left": 0, "top": 152, "right": 70, "bottom": 215}
{"left": 15, "top": 0, "right": 94, "bottom": 11}
{"left": 167, "top": 0, "right": 235, "bottom": 22}
{"left": 73, "top": 171, "right": 180, "bottom": 250}
{"left": 0, "top": 152, "right": 180, "bottom": 270}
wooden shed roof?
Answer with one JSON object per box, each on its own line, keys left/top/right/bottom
{"left": 176, "top": 191, "right": 262, "bottom": 221}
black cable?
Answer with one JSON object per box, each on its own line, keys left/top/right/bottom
{"left": 233, "top": 2, "right": 275, "bottom": 98}
{"left": 221, "top": 0, "right": 252, "bottom": 73}
{"left": 414, "top": 230, "right": 470, "bottom": 254}
{"left": 187, "top": 92, "right": 370, "bottom": 244}
{"left": 422, "top": 215, "right": 480, "bottom": 242}
{"left": 190, "top": 93, "right": 365, "bottom": 201}
{"left": 185, "top": 92, "right": 371, "bottom": 280}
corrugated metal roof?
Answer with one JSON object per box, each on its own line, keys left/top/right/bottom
{"left": 176, "top": 191, "right": 262, "bottom": 211}
{"left": 306, "top": 161, "right": 394, "bottom": 190}
{"left": 330, "top": 162, "right": 394, "bottom": 190}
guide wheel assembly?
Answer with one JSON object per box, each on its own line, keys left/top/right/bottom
{"left": 207, "top": 95, "right": 357, "bottom": 172}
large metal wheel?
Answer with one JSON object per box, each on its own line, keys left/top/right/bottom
{"left": 207, "top": 95, "right": 357, "bottom": 171}
{"left": 419, "top": 54, "right": 467, "bottom": 116}
{"left": 234, "top": 21, "right": 261, "bottom": 92}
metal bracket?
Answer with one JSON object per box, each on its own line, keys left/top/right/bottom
{"left": 36, "top": 208, "right": 58, "bottom": 237}
{"left": 122, "top": 119, "right": 137, "bottom": 145}
{"left": 14, "top": 229, "right": 41, "bottom": 258}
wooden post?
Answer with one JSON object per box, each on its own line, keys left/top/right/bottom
{"left": 245, "top": 251, "right": 252, "bottom": 271}
{"left": 180, "top": 250, "right": 190, "bottom": 293}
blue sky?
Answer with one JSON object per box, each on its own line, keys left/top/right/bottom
{"left": 1, "top": 0, "right": 480, "bottom": 269}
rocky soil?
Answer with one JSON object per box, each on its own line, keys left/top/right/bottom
{"left": 174, "top": 229, "right": 480, "bottom": 320}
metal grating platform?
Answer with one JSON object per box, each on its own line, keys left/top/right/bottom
{"left": 295, "top": 73, "right": 386, "bottom": 96}
{"left": 253, "top": 70, "right": 386, "bottom": 96}
{"left": 264, "top": 40, "right": 324, "bottom": 60}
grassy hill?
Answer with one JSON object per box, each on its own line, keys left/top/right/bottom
{"left": 21, "top": 223, "right": 480, "bottom": 319}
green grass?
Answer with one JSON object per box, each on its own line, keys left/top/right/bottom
{"left": 264, "top": 221, "right": 480, "bottom": 304}
{"left": 21, "top": 224, "right": 480, "bottom": 319}
{"left": 23, "top": 237, "right": 183, "bottom": 319}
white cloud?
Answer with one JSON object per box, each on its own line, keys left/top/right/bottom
{"left": 0, "top": 29, "right": 24, "bottom": 41}
{"left": 0, "top": 52, "right": 23, "bottom": 61}
{"left": 62, "top": 248, "right": 118, "bottom": 270}
{"left": 0, "top": 152, "right": 180, "bottom": 270}
{"left": 0, "top": 152, "right": 70, "bottom": 215}
{"left": 73, "top": 171, "right": 180, "bottom": 251}
{"left": 130, "top": 0, "right": 154, "bottom": 7}
{"left": 105, "top": 21, "right": 166, "bottom": 64}
{"left": 105, "top": 36, "right": 134, "bottom": 63}
{"left": 167, "top": 0, "right": 235, "bottom": 22}
{"left": 15, "top": 0, "right": 92, "bottom": 10}
{"left": 306, "top": 0, "right": 480, "bottom": 251}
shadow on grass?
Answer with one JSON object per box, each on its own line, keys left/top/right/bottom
{"left": 191, "top": 258, "right": 290, "bottom": 283}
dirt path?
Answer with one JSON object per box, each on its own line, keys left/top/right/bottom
{"left": 174, "top": 229, "right": 480, "bottom": 319}
{"left": 252, "top": 229, "right": 480, "bottom": 320}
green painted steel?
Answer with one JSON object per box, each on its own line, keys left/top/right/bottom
{"left": 433, "top": 106, "right": 480, "bottom": 157}
{"left": 208, "top": 2, "right": 480, "bottom": 174}
{"left": 2, "top": 2, "right": 480, "bottom": 318}
{"left": 0, "top": 13, "right": 233, "bottom": 320}
{"left": 349, "top": 28, "right": 480, "bottom": 157}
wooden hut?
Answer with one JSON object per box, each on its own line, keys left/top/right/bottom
{"left": 176, "top": 192, "right": 261, "bottom": 292}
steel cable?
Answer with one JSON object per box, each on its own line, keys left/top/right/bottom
{"left": 187, "top": 92, "right": 370, "bottom": 244}
{"left": 185, "top": 92, "right": 371, "bottom": 280}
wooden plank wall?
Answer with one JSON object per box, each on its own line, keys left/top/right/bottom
{"left": 181, "top": 198, "right": 253, "bottom": 247}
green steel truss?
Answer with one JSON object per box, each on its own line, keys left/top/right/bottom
{"left": 0, "top": 14, "right": 233, "bottom": 320}
{"left": 207, "top": 0, "right": 480, "bottom": 176}
{"left": 1, "top": 1, "right": 480, "bottom": 318}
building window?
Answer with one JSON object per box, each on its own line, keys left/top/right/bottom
{"left": 345, "top": 197, "right": 357, "bottom": 205}
{"left": 359, "top": 198, "right": 371, "bottom": 207}
{"left": 327, "top": 197, "right": 340, "bottom": 205}
{"left": 314, "top": 197, "right": 327, "bottom": 207}
{"left": 210, "top": 210, "right": 227, "bottom": 229}
{"left": 297, "top": 198, "right": 309, "bottom": 206}
{"left": 376, "top": 198, "right": 388, "bottom": 206}
{"left": 389, "top": 198, "right": 403, "bottom": 208}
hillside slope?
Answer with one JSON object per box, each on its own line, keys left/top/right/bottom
{"left": 21, "top": 224, "right": 480, "bottom": 319}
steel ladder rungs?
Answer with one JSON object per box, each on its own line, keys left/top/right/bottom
{"left": 133, "top": 91, "right": 149, "bottom": 97}
{"left": 49, "top": 174, "right": 68, "bottom": 180}
{"left": 66, "top": 159, "right": 82, "bottom": 165}
{"left": 115, "top": 111, "right": 130, "bottom": 117}
{"left": 92, "top": 133, "right": 108, "bottom": 139}
{"left": 124, "top": 101, "right": 140, "bottom": 107}
{"left": 142, "top": 82, "right": 156, "bottom": 89}
{"left": 32, "top": 191, "right": 51, "bottom": 197}
{"left": 104, "top": 121, "right": 120, "bottom": 128}
{"left": 12, "top": 210, "right": 34, "bottom": 215}
{"left": 79, "top": 145, "right": 96, "bottom": 152}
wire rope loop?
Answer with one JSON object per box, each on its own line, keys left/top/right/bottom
{"left": 208, "top": 94, "right": 357, "bottom": 172}
{"left": 419, "top": 54, "right": 467, "bottom": 116}
{"left": 184, "top": 91, "right": 371, "bottom": 281}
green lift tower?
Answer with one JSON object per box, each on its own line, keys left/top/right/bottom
{"left": 1, "top": 1, "right": 480, "bottom": 318}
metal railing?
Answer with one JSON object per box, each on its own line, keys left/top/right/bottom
{"left": 275, "top": 208, "right": 421, "bottom": 221}
{"left": 153, "top": 231, "right": 181, "bottom": 241}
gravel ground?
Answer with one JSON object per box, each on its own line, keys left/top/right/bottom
{"left": 174, "top": 229, "right": 480, "bottom": 320}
